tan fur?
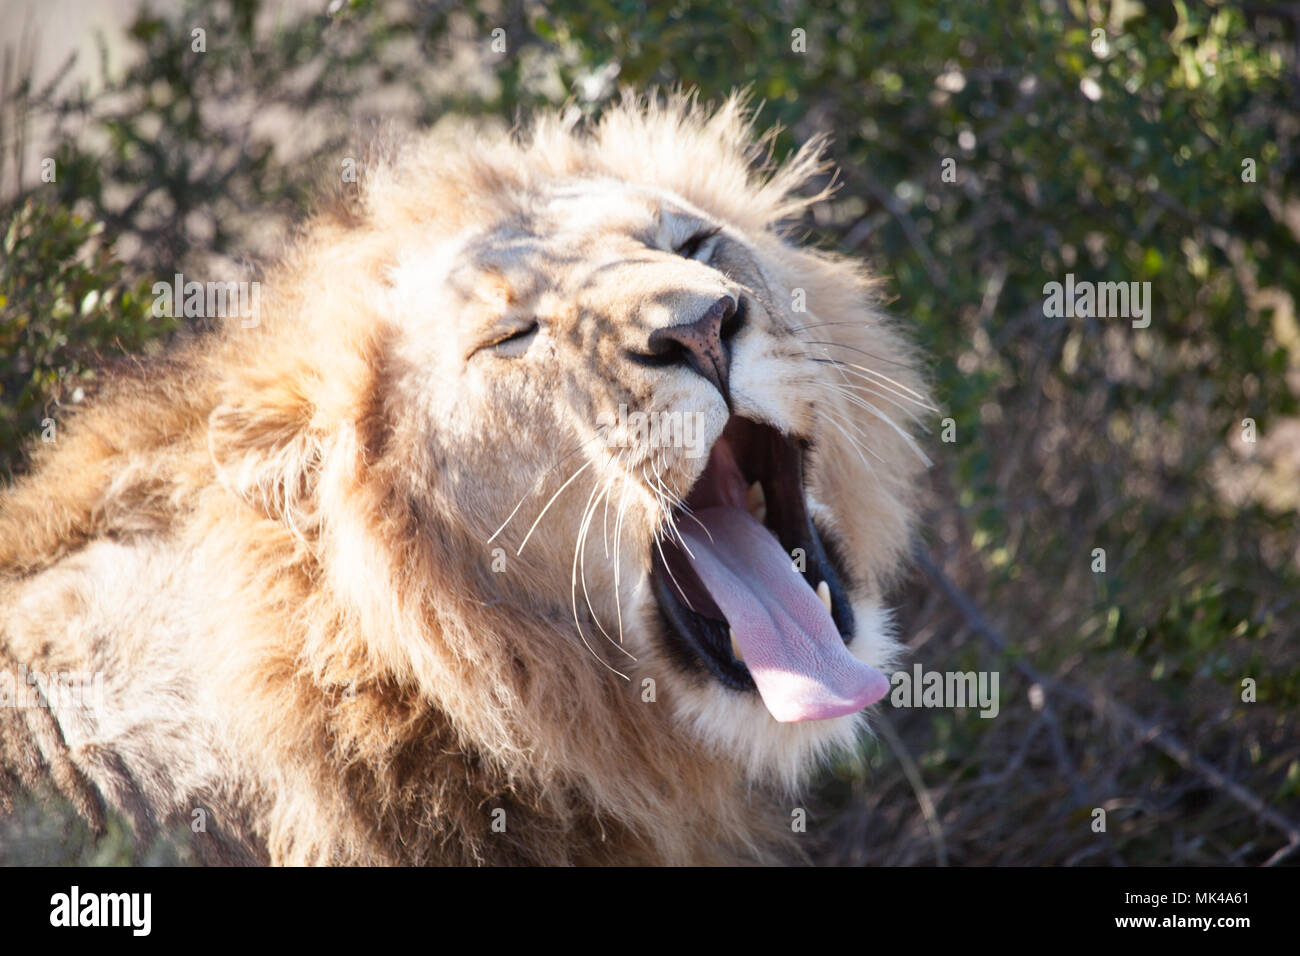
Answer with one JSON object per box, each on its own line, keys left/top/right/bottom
{"left": 0, "top": 92, "right": 928, "bottom": 865}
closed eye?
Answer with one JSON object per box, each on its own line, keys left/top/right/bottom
{"left": 476, "top": 320, "right": 540, "bottom": 358}
{"left": 673, "top": 228, "right": 720, "bottom": 261}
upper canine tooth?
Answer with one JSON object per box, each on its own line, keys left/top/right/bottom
{"left": 729, "top": 628, "right": 744, "bottom": 662}
{"left": 746, "top": 482, "right": 766, "bottom": 521}
{"left": 817, "top": 580, "right": 832, "bottom": 614}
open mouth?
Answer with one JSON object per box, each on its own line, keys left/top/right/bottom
{"left": 650, "top": 417, "right": 891, "bottom": 722}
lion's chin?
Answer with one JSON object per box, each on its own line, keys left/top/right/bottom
{"left": 660, "top": 599, "right": 900, "bottom": 791}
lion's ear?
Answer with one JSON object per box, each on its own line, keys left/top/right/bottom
{"left": 208, "top": 379, "right": 325, "bottom": 529}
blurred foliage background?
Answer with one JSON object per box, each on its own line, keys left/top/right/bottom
{"left": 1, "top": 0, "right": 1297, "bottom": 865}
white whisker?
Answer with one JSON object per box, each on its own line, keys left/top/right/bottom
{"left": 515, "top": 458, "right": 595, "bottom": 556}
{"left": 488, "top": 434, "right": 602, "bottom": 543}
{"left": 570, "top": 470, "right": 634, "bottom": 676}
{"left": 811, "top": 381, "right": 933, "bottom": 466}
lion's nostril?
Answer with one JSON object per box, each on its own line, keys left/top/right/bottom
{"left": 720, "top": 296, "right": 747, "bottom": 343}
{"left": 643, "top": 295, "right": 736, "bottom": 401}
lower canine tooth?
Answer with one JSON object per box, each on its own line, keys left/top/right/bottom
{"left": 817, "top": 580, "right": 832, "bottom": 614}
{"left": 729, "top": 628, "right": 744, "bottom": 661}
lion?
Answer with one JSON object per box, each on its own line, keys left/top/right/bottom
{"left": 0, "top": 92, "right": 929, "bottom": 865}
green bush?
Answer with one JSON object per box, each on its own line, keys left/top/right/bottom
{"left": 0, "top": 200, "right": 169, "bottom": 477}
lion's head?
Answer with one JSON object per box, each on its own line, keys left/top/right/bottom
{"left": 180, "top": 92, "right": 931, "bottom": 860}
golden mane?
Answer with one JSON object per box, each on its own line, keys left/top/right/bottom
{"left": 0, "top": 92, "right": 926, "bottom": 864}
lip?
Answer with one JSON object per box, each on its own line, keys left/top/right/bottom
{"left": 650, "top": 416, "right": 857, "bottom": 690}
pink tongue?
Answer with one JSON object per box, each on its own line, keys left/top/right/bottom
{"left": 678, "top": 507, "right": 890, "bottom": 722}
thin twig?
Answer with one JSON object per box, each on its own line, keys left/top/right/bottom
{"left": 875, "top": 713, "right": 949, "bottom": 866}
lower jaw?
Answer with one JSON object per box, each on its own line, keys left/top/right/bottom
{"left": 659, "top": 666, "right": 873, "bottom": 789}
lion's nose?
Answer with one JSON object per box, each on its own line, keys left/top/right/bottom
{"left": 645, "top": 295, "right": 739, "bottom": 401}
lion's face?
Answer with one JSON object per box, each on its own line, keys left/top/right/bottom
{"left": 377, "top": 172, "right": 922, "bottom": 784}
